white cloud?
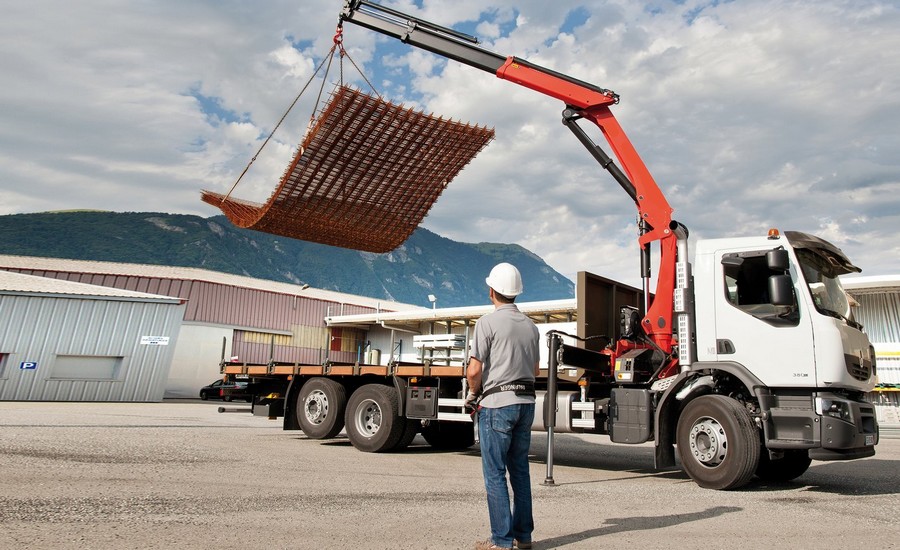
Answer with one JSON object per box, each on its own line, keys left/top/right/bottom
{"left": 1, "top": 0, "right": 899, "bottom": 288}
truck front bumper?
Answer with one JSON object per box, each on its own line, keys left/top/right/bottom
{"left": 808, "top": 393, "right": 879, "bottom": 460}
{"left": 762, "top": 390, "right": 879, "bottom": 460}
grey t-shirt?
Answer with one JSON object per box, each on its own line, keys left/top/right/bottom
{"left": 470, "top": 304, "right": 540, "bottom": 408}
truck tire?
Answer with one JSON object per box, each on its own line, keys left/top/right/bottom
{"left": 297, "top": 378, "right": 347, "bottom": 439}
{"left": 421, "top": 421, "right": 475, "bottom": 450}
{"left": 676, "top": 394, "right": 760, "bottom": 490}
{"left": 390, "top": 419, "right": 420, "bottom": 451}
{"left": 344, "top": 384, "right": 405, "bottom": 452}
{"left": 755, "top": 449, "right": 811, "bottom": 482}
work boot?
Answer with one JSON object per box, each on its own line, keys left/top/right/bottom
{"left": 474, "top": 539, "right": 511, "bottom": 550}
{"left": 514, "top": 540, "right": 533, "bottom": 549}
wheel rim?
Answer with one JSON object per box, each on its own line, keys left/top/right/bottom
{"left": 304, "top": 390, "right": 329, "bottom": 425}
{"left": 353, "top": 398, "right": 382, "bottom": 437}
{"left": 688, "top": 416, "right": 727, "bottom": 467}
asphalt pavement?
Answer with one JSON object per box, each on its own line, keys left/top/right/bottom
{"left": 0, "top": 400, "right": 897, "bottom": 549}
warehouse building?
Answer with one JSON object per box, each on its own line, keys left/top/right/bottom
{"left": 0, "top": 255, "right": 422, "bottom": 399}
{"left": 0, "top": 270, "right": 185, "bottom": 401}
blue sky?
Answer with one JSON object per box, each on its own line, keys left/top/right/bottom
{"left": 1, "top": 0, "right": 899, "bottom": 287}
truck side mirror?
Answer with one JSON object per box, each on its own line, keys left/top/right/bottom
{"left": 767, "top": 248, "right": 790, "bottom": 272}
{"left": 769, "top": 274, "right": 794, "bottom": 306}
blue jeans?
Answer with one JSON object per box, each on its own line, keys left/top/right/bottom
{"left": 478, "top": 403, "right": 535, "bottom": 547}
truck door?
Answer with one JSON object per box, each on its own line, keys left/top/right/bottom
{"left": 713, "top": 249, "right": 816, "bottom": 387}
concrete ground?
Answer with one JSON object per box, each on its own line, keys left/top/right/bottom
{"left": 0, "top": 400, "right": 897, "bottom": 550}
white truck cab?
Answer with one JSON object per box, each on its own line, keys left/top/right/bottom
{"left": 690, "top": 229, "right": 878, "bottom": 462}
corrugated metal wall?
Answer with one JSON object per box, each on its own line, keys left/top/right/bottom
{"left": 854, "top": 291, "right": 900, "bottom": 343}
{"left": 850, "top": 289, "right": 900, "bottom": 423}
{"left": 0, "top": 294, "right": 185, "bottom": 401}
{"left": 852, "top": 291, "right": 900, "bottom": 385}
{"left": 6, "top": 268, "right": 377, "bottom": 365}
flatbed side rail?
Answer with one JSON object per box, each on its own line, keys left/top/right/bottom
{"left": 222, "top": 360, "right": 465, "bottom": 378}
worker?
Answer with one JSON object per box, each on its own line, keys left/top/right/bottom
{"left": 466, "top": 262, "right": 541, "bottom": 550}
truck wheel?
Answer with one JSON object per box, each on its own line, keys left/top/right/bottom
{"left": 676, "top": 395, "right": 760, "bottom": 490}
{"left": 297, "top": 378, "right": 347, "bottom": 439}
{"left": 344, "top": 384, "right": 405, "bottom": 452}
{"left": 390, "top": 420, "right": 420, "bottom": 451}
{"left": 755, "top": 449, "right": 811, "bottom": 482}
{"left": 421, "top": 421, "right": 475, "bottom": 450}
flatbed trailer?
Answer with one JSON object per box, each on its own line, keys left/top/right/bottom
{"left": 225, "top": 358, "right": 485, "bottom": 452}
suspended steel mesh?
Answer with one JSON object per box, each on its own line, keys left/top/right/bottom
{"left": 202, "top": 85, "right": 494, "bottom": 253}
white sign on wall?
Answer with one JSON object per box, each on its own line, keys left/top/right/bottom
{"left": 140, "top": 336, "right": 170, "bottom": 346}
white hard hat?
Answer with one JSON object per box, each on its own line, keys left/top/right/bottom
{"left": 485, "top": 262, "right": 523, "bottom": 297}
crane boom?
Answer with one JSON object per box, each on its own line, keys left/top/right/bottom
{"left": 340, "top": 0, "right": 679, "bottom": 354}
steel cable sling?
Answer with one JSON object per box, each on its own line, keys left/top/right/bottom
{"left": 202, "top": 25, "right": 494, "bottom": 252}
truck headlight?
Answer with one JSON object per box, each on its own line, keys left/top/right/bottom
{"left": 815, "top": 397, "right": 851, "bottom": 421}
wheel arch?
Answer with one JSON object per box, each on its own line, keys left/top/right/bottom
{"left": 654, "top": 361, "right": 764, "bottom": 468}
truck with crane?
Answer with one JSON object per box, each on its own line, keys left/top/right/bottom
{"left": 222, "top": 0, "right": 879, "bottom": 490}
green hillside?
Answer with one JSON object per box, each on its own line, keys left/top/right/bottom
{"left": 0, "top": 211, "right": 574, "bottom": 307}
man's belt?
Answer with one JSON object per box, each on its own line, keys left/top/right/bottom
{"left": 480, "top": 379, "right": 535, "bottom": 399}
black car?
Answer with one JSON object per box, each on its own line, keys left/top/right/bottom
{"left": 199, "top": 379, "right": 252, "bottom": 402}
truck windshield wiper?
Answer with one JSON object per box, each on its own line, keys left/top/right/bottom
{"left": 817, "top": 307, "right": 859, "bottom": 329}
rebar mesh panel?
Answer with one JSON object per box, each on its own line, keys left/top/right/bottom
{"left": 202, "top": 85, "right": 494, "bottom": 253}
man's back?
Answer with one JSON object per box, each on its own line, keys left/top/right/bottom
{"left": 471, "top": 304, "right": 539, "bottom": 408}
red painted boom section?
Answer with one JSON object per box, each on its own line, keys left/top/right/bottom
{"left": 495, "top": 58, "right": 677, "bottom": 352}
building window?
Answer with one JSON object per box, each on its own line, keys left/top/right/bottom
{"left": 0, "top": 353, "right": 7, "bottom": 379}
{"left": 50, "top": 355, "right": 123, "bottom": 380}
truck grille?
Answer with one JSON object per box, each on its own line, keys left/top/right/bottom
{"left": 845, "top": 353, "right": 872, "bottom": 382}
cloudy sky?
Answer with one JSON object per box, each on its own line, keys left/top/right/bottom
{"left": 2, "top": 0, "right": 898, "bottom": 288}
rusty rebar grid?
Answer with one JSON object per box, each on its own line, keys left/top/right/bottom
{"left": 202, "top": 85, "right": 494, "bottom": 253}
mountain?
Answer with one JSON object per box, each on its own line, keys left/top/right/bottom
{"left": 0, "top": 211, "right": 574, "bottom": 307}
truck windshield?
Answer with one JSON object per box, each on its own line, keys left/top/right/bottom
{"left": 795, "top": 249, "right": 855, "bottom": 325}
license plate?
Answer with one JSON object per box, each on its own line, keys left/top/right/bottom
{"left": 865, "top": 434, "right": 875, "bottom": 446}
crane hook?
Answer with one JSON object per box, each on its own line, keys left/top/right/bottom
{"left": 334, "top": 25, "right": 347, "bottom": 58}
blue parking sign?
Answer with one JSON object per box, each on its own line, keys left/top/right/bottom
{"left": 20, "top": 362, "right": 37, "bottom": 370}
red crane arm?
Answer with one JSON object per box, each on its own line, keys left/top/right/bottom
{"left": 578, "top": 105, "right": 677, "bottom": 351}
{"left": 341, "top": 1, "right": 679, "bottom": 352}
{"left": 495, "top": 55, "right": 677, "bottom": 349}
